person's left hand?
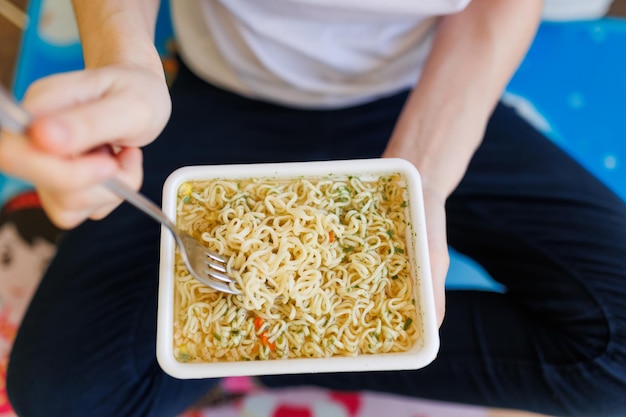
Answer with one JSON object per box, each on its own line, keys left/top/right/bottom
{"left": 418, "top": 183, "right": 449, "bottom": 327}
{"left": 382, "top": 152, "right": 449, "bottom": 327}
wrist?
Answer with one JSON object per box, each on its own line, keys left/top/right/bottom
{"left": 82, "top": 28, "right": 164, "bottom": 78}
{"left": 73, "top": 1, "right": 164, "bottom": 77}
{"left": 387, "top": 99, "right": 488, "bottom": 198}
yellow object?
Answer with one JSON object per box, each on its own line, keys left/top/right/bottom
{"left": 179, "top": 182, "right": 192, "bottom": 196}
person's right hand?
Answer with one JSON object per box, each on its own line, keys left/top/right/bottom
{"left": 0, "top": 64, "right": 171, "bottom": 229}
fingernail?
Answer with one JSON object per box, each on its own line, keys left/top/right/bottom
{"left": 97, "top": 162, "right": 116, "bottom": 180}
{"left": 43, "top": 120, "right": 69, "bottom": 147}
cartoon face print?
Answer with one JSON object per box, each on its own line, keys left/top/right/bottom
{"left": 38, "top": 0, "right": 80, "bottom": 46}
{"left": 0, "top": 191, "right": 62, "bottom": 325}
{"left": 0, "top": 223, "right": 56, "bottom": 323}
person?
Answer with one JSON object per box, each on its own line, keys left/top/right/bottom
{"left": 0, "top": 0, "right": 625, "bottom": 416}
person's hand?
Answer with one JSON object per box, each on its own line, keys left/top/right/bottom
{"left": 417, "top": 182, "right": 449, "bottom": 327}
{"left": 0, "top": 64, "right": 171, "bottom": 229}
{"left": 382, "top": 152, "right": 449, "bottom": 327}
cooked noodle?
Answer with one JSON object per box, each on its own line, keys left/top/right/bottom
{"left": 173, "top": 174, "right": 419, "bottom": 362}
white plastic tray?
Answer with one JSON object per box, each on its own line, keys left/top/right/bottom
{"left": 157, "top": 158, "right": 439, "bottom": 379}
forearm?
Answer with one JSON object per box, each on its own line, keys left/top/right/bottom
{"left": 72, "top": 0, "right": 164, "bottom": 76}
{"left": 385, "top": 0, "right": 543, "bottom": 197}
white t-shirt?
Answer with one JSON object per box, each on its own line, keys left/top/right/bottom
{"left": 170, "top": 0, "right": 471, "bottom": 108}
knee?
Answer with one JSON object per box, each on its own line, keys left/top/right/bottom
{"left": 6, "top": 349, "right": 48, "bottom": 417}
{"left": 5, "top": 345, "right": 80, "bottom": 417}
{"left": 550, "top": 331, "right": 626, "bottom": 416}
{"left": 6, "top": 338, "right": 109, "bottom": 417}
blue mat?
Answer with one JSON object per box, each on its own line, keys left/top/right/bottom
{"left": 5, "top": 7, "right": 626, "bottom": 291}
{"left": 509, "top": 19, "right": 625, "bottom": 200}
{"left": 447, "top": 18, "right": 626, "bottom": 291}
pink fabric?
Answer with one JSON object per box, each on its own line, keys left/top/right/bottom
{"left": 181, "top": 385, "right": 491, "bottom": 417}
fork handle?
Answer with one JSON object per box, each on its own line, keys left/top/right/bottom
{"left": 90, "top": 144, "right": 179, "bottom": 234}
{"left": 0, "top": 86, "right": 30, "bottom": 133}
{"left": 104, "top": 177, "right": 178, "bottom": 234}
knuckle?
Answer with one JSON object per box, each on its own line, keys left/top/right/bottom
{"left": 39, "top": 201, "right": 81, "bottom": 230}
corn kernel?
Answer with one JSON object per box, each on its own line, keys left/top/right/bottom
{"left": 180, "top": 182, "right": 192, "bottom": 196}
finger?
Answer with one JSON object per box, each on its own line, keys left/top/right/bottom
{"left": 91, "top": 147, "right": 143, "bottom": 219}
{"left": 28, "top": 91, "right": 154, "bottom": 156}
{"left": 115, "top": 146, "right": 144, "bottom": 186}
{"left": 421, "top": 190, "right": 449, "bottom": 327}
{"left": 38, "top": 188, "right": 118, "bottom": 229}
{"left": 432, "top": 248, "right": 449, "bottom": 327}
{"left": 89, "top": 201, "right": 124, "bottom": 222}
{"left": 0, "top": 133, "right": 117, "bottom": 191}
{"left": 23, "top": 70, "right": 110, "bottom": 115}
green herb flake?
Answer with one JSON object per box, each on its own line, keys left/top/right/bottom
{"left": 213, "top": 333, "right": 222, "bottom": 341}
{"left": 394, "top": 247, "right": 405, "bottom": 254}
{"left": 400, "top": 201, "right": 408, "bottom": 208}
{"left": 403, "top": 317, "right": 414, "bottom": 330}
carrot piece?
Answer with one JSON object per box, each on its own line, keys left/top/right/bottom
{"left": 254, "top": 316, "right": 263, "bottom": 331}
{"left": 329, "top": 231, "right": 335, "bottom": 243}
{"left": 261, "top": 333, "right": 276, "bottom": 351}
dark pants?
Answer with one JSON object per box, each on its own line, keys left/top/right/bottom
{"left": 7, "top": 64, "right": 626, "bottom": 417}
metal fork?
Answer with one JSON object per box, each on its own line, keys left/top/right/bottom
{"left": 0, "top": 85, "right": 240, "bottom": 295}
